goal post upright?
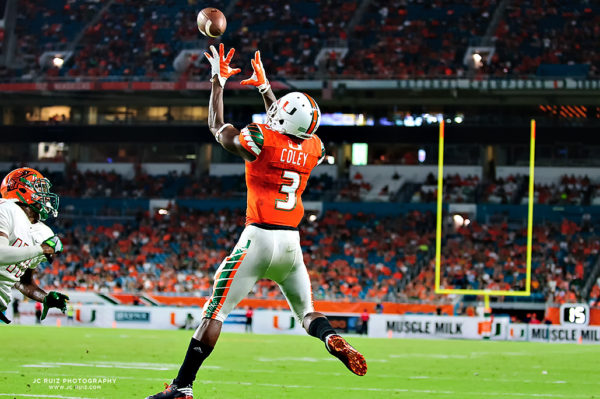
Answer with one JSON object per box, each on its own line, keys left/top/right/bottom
{"left": 434, "top": 120, "right": 445, "bottom": 294}
{"left": 434, "top": 120, "right": 536, "bottom": 298}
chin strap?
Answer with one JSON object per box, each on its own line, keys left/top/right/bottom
{"left": 15, "top": 191, "right": 47, "bottom": 221}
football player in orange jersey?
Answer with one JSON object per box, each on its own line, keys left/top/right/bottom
{"left": 146, "top": 44, "right": 366, "bottom": 399}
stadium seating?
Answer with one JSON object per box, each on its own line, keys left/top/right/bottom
{"left": 526, "top": 175, "right": 593, "bottom": 205}
{"left": 4, "top": 166, "right": 598, "bottom": 207}
{"left": 489, "top": 0, "right": 600, "bottom": 77}
{"left": 348, "top": 0, "right": 494, "bottom": 78}
{"left": 483, "top": 175, "right": 527, "bottom": 204}
{"left": 13, "top": 0, "right": 103, "bottom": 77}
{"left": 7, "top": 0, "right": 600, "bottom": 79}
{"left": 34, "top": 203, "right": 598, "bottom": 305}
{"left": 590, "top": 281, "right": 600, "bottom": 307}
{"left": 62, "top": 0, "right": 215, "bottom": 78}
{"left": 410, "top": 173, "right": 480, "bottom": 203}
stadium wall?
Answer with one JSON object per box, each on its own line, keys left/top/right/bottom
{"left": 8, "top": 304, "right": 600, "bottom": 344}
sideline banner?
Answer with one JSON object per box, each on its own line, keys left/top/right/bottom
{"left": 507, "top": 323, "right": 600, "bottom": 343}
{"left": 7, "top": 303, "right": 248, "bottom": 333}
{"left": 7, "top": 305, "right": 600, "bottom": 344}
{"left": 368, "top": 314, "right": 497, "bottom": 340}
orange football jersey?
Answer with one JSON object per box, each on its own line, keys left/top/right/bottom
{"left": 238, "top": 123, "right": 325, "bottom": 228}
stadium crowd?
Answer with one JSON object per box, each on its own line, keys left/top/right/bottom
{"left": 35, "top": 168, "right": 336, "bottom": 201}
{"left": 34, "top": 205, "right": 597, "bottom": 305}
{"left": 4, "top": 0, "right": 599, "bottom": 79}
{"left": 2, "top": 166, "right": 597, "bottom": 206}
{"left": 441, "top": 216, "right": 597, "bottom": 305}
{"left": 488, "top": 0, "right": 600, "bottom": 78}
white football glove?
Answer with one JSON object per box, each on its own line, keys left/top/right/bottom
{"left": 204, "top": 43, "right": 241, "bottom": 87}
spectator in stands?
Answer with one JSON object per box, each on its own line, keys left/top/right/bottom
{"left": 12, "top": 299, "right": 20, "bottom": 325}
{"left": 245, "top": 306, "right": 254, "bottom": 333}
{"left": 359, "top": 309, "right": 370, "bottom": 335}
{"left": 35, "top": 301, "right": 42, "bottom": 324}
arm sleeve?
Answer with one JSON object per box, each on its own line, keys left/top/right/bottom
{"left": 0, "top": 206, "right": 11, "bottom": 237}
{"left": 0, "top": 236, "right": 44, "bottom": 266}
{"left": 317, "top": 140, "right": 326, "bottom": 165}
{"left": 28, "top": 255, "right": 46, "bottom": 270}
{"left": 239, "top": 123, "right": 264, "bottom": 161}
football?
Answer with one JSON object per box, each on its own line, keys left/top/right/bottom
{"left": 197, "top": 7, "right": 227, "bottom": 37}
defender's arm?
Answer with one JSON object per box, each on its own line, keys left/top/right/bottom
{"left": 16, "top": 269, "right": 69, "bottom": 319}
{"left": 14, "top": 268, "right": 46, "bottom": 302}
{"left": 0, "top": 232, "right": 46, "bottom": 266}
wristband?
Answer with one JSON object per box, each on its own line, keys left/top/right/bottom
{"left": 215, "top": 123, "right": 233, "bottom": 143}
{"left": 258, "top": 82, "right": 271, "bottom": 94}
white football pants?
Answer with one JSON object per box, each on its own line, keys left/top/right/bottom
{"left": 202, "top": 225, "right": 314, "bottom": 322}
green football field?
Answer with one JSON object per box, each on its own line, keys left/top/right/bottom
{"left": 1, "top": 326, "right": 597, "bottom": 399}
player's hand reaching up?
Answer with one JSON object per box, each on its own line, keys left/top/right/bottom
{"left": 241, "top": 50, "right": 270, "bottom": 93}
{"left": 204, "top": 43, "right": 241, "bottom": 87}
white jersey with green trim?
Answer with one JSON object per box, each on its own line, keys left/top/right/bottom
{"left": 0, "top": 199, "right": 53, "bottom": 311}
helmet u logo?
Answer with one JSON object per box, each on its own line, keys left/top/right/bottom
{"left": 282, "top": 101, "right": 297, "bottom": 115}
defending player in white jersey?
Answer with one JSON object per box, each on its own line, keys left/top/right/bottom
{"left": 0, "top": 167, "right": 69, "bottom": 324}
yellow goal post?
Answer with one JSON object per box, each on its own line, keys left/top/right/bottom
{"left": 434, "top": 120, "right": 536, "bottom": 297}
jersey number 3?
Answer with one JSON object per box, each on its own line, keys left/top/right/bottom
{"left": 276, "top": 170, "right": 301, "bottom": 210}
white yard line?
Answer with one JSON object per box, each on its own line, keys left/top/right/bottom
{"left": 18, "top": 361, "right": 220, "bottom": 371}
{"left": 4, "top": 366, "right": 598, "bottom": 387}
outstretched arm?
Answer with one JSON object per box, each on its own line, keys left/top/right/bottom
{"left": 14, "top": 268, "right": 46, "bottom": 302}
{"left": 15, "top": 269, "right": 69, "bottom": 320}
{"left": 0, "top": 232, "right": 45, "bottom": 266}
{"left": 241, "top": 50, "right": 276, "bottom": 111}
{"left": 205, "top": 44, "right": 255, "bottom": 161}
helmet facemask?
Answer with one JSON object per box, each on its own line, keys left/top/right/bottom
{"left": 16, "top": 176, "right": 59, "bottom": 221}
{"left": 266, "top": 100, "right": 286, "bottom": 134}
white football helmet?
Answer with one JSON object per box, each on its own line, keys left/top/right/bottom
{"left": 266, "top": 92, "right": 321, "bottom": 139}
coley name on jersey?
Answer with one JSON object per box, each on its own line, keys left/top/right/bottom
{"left": 280, "top": 148, "right": 308, "bottom": 167}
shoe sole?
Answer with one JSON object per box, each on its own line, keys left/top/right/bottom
{"left": 328, "top": 336, "right": 368, "bottom": 376}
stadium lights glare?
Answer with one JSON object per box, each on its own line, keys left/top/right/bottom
{"left": 52, "top": 57, "right": 64, "bottom": 68}
{"left": 158, "top": 209, "right": 169, "bottom": 215}
{"left": 472, "top": 53, "right": 483, "bottom": 68}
